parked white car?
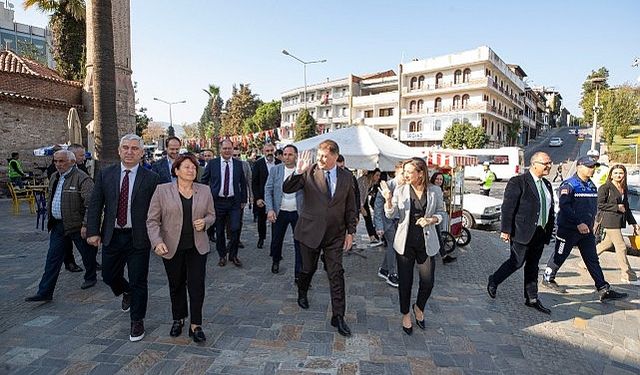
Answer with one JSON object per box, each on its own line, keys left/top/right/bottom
{"left": 549, "top": 137, "right": 564, "bottom": 147}
{"left": 458, "top": 193, "right": 502, "bottom": 228}
{"left": 621, "top": 185, "right": 640, "bottom": 244}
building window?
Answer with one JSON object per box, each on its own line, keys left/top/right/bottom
{"left": 491, "top": 121, "right": 495, "bottom": 135}
{"left": 483, "top": 94, "right": 489, "bottom": 102}
{"left": 409, "top": 121, "right": 418, "bottom": 132}
{"left": 417, "top": 99, "right": 424, "bottom": 112}
{"left": 379, "top": 128, "right": 393, "bottom": 137}
{"left": 418, "top": 75, "right": 425, "bottom": 89}
{"left": 454, "top": 70, "right": 462, "bottom": 84}
{"left": 434, "top": 120, "right": 441, "bottom": 131}
{"left": 324, "top": 109, "right": 330, "bottom": 118}
{"left": 410, "top": 77, "right": 417, "bottom": 90}
{"left": 462, "top": 94, "right": 469, "bottom": 109}
{"left": 364, "top": 110, "right": 373, "bottom": 118}
{"left": 463, "top": 68, "right": 471, "bottom": 83}
{"left": 485, "top": 68, "right": 491, "bottom": 77}
{"left": 379, "top": 108, "right": 393, "bottom": 117}
{"left": 434, "top": 97, "right": 442, "bottom": 112}
{"left": 453, "top": 95, "right": 461, "bottom": 109}
{"left": 435, "top": 72, "right": 443, "bottom": 87}
{"left": 409, "top": 100, "right": 417, "bottom": 113}
{"left": 341, "top": 107, "right": 347, "bottom": 116}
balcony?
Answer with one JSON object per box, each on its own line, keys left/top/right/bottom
{"left": 402, "top": 77, "right": 490, "bottom": 97}
{"left": 363, "top": 116, "right": 398, "bottom": 127}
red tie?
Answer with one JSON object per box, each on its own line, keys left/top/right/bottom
{"left": 223, "top": 161, "right": 230, "bottom": 197}
{"left": 117, "top": 170, "right": 130, "bottom": 227}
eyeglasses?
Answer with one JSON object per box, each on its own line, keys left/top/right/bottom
{"left": 534, "top": 161, "right": 552, "bottom": 166}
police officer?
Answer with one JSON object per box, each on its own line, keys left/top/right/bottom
{"left": 542, "top": 156, "right": 627, "bottom": 302}
{"left": 479, "top": 161, "right": 495, "bottom": 196}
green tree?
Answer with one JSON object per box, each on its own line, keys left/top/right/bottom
{"left": 249, "top": 100, "right": 281, "bottom": 133}
{"left": 166, "top": 125, "right": 176, "bottom": 138}
{"left": 220, "top": 84, "right": 262, "bottom": 136}
{"left": 24, "top": 0, "right": 86, "bottom": 81}
{"left": 601, "top": 86, "right": 640, "bottom": 144}
{"left": 442, "top": 120, "right": 487, "bottom": 149}
{"left": 199, "top": 84, "right": 224, "bottom": 140}
{"left": 506, "top": 119, "right": 521, "bottom": 146}
{"left": 16, "top": 40, "right": 46, "bottom": 63}
{"left": 294, "top": 109, "right": 317, "bottom": 141}
{"left": 182, "top": 122, "right": 199, "bottom": 139}
{"left": 579, "top": 67, "right": 610, "bottom": 125}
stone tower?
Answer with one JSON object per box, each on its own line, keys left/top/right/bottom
{"left": 82, "top": 0, "right": 135, "bottom": 136}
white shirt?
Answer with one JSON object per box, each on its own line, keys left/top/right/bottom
{"left": 280, "top": 166, "right": 297, "bottom": 212}
{"left": 266, "top": 157, "right": 276, "bottom": 174}
{"left": 218, "top": 158, "right": 235, "bottom": 197}
{"left": 116, "top": 163, "right": 139, "bottom": 228}
{"left": 51, "top": 167, "right": 74, "bottom": 220}
{"left": 530, "top": 171, "right": 551, "bottom": 227}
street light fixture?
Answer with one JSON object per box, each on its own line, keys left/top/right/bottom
{"left": 588, "top": 77, "right": 606, "bottom": 151}
{"left": 282, "top": 49, "right": 327, "bottom": 109}
{"left": 153, "top": 97, "right": 186, "bottom": 129}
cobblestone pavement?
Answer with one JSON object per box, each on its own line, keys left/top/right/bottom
{"left": 1, "top": 200, "right": 639, "bottom": 374}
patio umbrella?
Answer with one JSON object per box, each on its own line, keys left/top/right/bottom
{"left": 67, "top": 107, "right": 83, "bottom": 145}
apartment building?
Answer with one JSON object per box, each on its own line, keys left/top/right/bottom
{"left": 0, "top": 1, "right": 53, "bottom": 68}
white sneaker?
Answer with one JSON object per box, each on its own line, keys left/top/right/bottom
{"left": 377, "top": 268, "right": 389, "bottom": 280}
{"left": 368, "top": 240, "right": 383, "bottom": 248}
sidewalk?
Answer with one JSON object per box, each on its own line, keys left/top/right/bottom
{"left": 0, "top": 200, "right": 639, "bottom": 374}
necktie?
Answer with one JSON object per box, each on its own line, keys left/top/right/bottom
{"left": 117, "top": 170, "right": 130, "bottom": 227}
{"left": 223, "top": 161, "right": 230, "bottom": 197}
{"left": 325, "top": 171, "right": 332, "bottom": 199}
{"left": 538, "top": 179, "right": 547, "bottom": 227}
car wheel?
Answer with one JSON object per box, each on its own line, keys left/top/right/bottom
{"left": 441, "top": 231, "right": 456, "bottom": 254}
{"left": 456, "top": 227, "right": 471, "bottom": 247}
{"left": 462, "top": 210, "right": 475, "bottom": 229}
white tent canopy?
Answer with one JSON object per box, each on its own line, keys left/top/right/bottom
{"left": 293, "top": 125, "right": 421, "bottom": 171}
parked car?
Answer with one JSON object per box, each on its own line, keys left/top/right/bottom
{"left": 457, "top": 193, "right": 502, "bottom": 229}
{"left": 549, "top": 137, "right": 564, "bottom": 147}
{"left": 621, "top": 185, "right": 640, "bottom": 247}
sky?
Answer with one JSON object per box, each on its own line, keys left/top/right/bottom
{"left": 10, "top": 0, "right": 640, "bottom": 126}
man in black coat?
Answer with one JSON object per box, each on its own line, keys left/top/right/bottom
{"left": 487, "top": 151, "right": 555, "bottom": 314}
{"left": 151, "top": 136, "right": 181, "bottom": 183}
{"left": 86, "top": 134, "right": 159, "bottom": 342}
{"left": 252, "top": 143, "right": 281, "bottom": 248}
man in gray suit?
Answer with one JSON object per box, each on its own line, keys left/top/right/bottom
{"left": 265, "top": 144, "right": 304, "bottom": 277}
{"left": 283, "top": 140, "right": 358, "bottom": 337}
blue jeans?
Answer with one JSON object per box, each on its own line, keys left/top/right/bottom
{"left": 269, "top": 210, "right": 301, "bottom": 275}
{"left": 37, "top": 220, "right": 97, "bottom": 298}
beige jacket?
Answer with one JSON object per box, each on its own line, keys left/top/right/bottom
{"left": 146, "top": 182, "right": 215, "bottom": 258}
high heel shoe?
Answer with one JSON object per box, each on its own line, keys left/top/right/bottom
{"left": 402, "top": 324, "right": 413, "bottom": 335}
{"left": 412, "top": 303, "right": 425, "bottom": 330}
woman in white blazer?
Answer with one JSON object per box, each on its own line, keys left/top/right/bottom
{"left": 383, "top": 157, "right": 446, "bottom": 335}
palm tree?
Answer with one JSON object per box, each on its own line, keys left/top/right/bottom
{"left": 91, "top": 0, "right": 118, "bottom": 169}
{"left": 23, "top": 0, "right": 86, "bottom": 80}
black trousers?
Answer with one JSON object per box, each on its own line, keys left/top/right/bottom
{"left": 162, "top": 246, "right": 208, "bottom": 325}
{"left": 214, "top": 198, "right": 241, "bottom": 259}
{"left": 491, "top": 226, "right": 546, "bottom": 301}
{"left": 226, "top": 208, "right": 245, "bottom": 241}
{"left": 298, "top": 236, "right": 346, "bottom": 317}
{"left": 362, "top": 205, "right": 378, "bottom": 238}
{"left": 396, "top": 247, "right": 435, "bottom": 315}
{"left": 255, "top": 204, "right": 267, "bottom": 240}
{"left": 102, "top": 229, "right": 150, "bottom": 321}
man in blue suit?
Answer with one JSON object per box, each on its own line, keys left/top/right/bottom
{"left": 487, "top": 152, "right": 555, "bottom": 314}
{"left": 151, "top": 136, "right": 181, "bottom": 183}
{"left": 265, "top": 144, "right": 304, "bottom": 277}
{"left": 202, "top": 139, "right": 248, "bottom": 267}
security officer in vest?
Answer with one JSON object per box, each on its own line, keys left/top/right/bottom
{"left": 479, "top": 161, "right": 495, "bottom": 196}
{"left": 8, "top": 152, "right": 27, "bottom": 189}
{"left": 542, "top": 156, "right": 627, "bottom": 302}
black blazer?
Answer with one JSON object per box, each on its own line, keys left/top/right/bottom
{"left": 251, "top": 157, "right": 281, "bottom": 202}
{"left": 202, "top": 157, "right": 247, "bottom": 208}
{"left": 86, "top": 164, "right": 159, "bottom": 248}
{"left": 501, "top": 172, "right": 555, "bottom": 245}
{"left": 597, "top": 181, "right": 637, "bottom": 229}
{"left": 151, "top": 158, "right": 172, "bottom": 184}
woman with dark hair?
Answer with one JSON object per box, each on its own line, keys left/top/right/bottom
{"left": 589, "top": 164, "right": 639, "bottom": 282}
{"left": 357, "top": 168, "right": 383, "bottom": 246}
{"left": 147, "top": 154, "right": 215, "bottom": 342}
{"left": 383, "top": 158, "right": 446, "bottom": 335}
{"left": 430, "top": 172, "right": 456, "bottom": 264}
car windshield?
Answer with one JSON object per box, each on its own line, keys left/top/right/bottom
{"left": 629, "top": 188, "right": 640, "bottom": 211}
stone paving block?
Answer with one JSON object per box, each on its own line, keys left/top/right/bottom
{"left": 358, "top": 361, "right": 385, "bottom": 375}
{"left": 299, "top": 331, "right": 334, "bottom": 344}
{"left": 87, "top": 363, "right": 122, "bottom": 375}
{"left": 4, "top": 347, "right": 48, "bottom": 366}
{"left": 23, "top": 315, "right": 58, "bottom": 327}
{"left": 145, "top": 360, "right": 184, "bottom": 375}
{"left": 432, "top": 352, "right": 456, "bottom": 367}
{"left": 117, "top": 349, "right": 165, "bottom": 375}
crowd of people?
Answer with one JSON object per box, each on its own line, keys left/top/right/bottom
{"left": 16, "top": 134, "right": 636, "bottom": 344}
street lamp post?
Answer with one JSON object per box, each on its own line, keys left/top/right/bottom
{"left": 153, "top": 97, "right": 186, "bottom": 130}
{"left": 589, "top": 77, "right": 606, "bottom": 151}
{"left": 281, "top": 49, "right": 326, "bottom": 109}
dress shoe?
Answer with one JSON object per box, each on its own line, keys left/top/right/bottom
{"left": 230, "top": 257, "right": 243, "bottom": 267}
{"left": 65, "top": 263, "right": 83, "bottom": 273}
{"left": 271, "top": 261, "right": 279, "bottom": 274}
{"left": 170, "top": 319, "right": 184, "bottom": 337}
{"left": 297, "top": 290, "right": 309, "bottom": 309}
{"left": 238, "top": 241, "right": 245, "bottom": 249}
{"left": 189, "top": 326, "right": 206, "bottom": 343}
{"left": 130, "top": 320, "right": 145, "bottom": 342}
{"left": 122, "top": 292, "right": 131, "bottom": 312}
{"left": 541, "top": 279, "right": 567, "bottom": 293}
{"left": 402, "top": 325, "right": 413, "bottom": 335}
{"left": 257, "top": 239, "right": 264, "bottom": 249}
{"left": 25, "top": 294, "right": 52, "bottom": 302}
{"left": 330, "top": 315, "right": 352, "bottom": 337}
{"left": 525, "top": 300, "right": 551, "bottom": 315}
{"left": 599, "top": 288, "right": 628, "bottom": 302}
{"left": 442, "top": 255, "right": 457, "bottom": 264}
{"left": 412, "top": 304, "right": 425, "bottom": 330}
{"left": 80, "top": 279, "right": 97, "bottom": 290}
{"left": 487, "top": 276, "right": 497, "bottom": 299}
{"left": 218, "top": 257, "right": 227, "bottom": 267}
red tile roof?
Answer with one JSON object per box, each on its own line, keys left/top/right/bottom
{"left": 0, "top": 50, "right": 82, "bottom": 87}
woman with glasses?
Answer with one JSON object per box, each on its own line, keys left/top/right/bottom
{"left": 590, "top": 164, "right": 639, "bottom": 282}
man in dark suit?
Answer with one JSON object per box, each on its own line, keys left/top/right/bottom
{"left": 283, "top": 140, "right": 358, "bottom": 337}
{"left": 151, "top": 136, "right": 181, "bottom": 184}
{"left": 487, "top": 151, "right": 555, "bottom": 314}
{"left": 86, "top": 134, "right": 159, "bottom": 342}
{"left": 202, "top": 139, "right": 248, "bottom": 267}
{"left": 252, "top": 143, "right": 281, "bottom": 249}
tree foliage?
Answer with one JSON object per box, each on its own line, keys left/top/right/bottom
{"left": 294, "top": 109, "right": 317, "bottom": 141}
{"left": 244, "top": 100, "right": 281, "bottom": 134}
{"left": 579, "top": 67, "right": 610, "bottom": 125}
{"left": 199, "top": 84, "right": 223, "bottom": 140}
{"left": 166, "top": 125, "right": 176, "bottom": 138}
{"left": 506, "top": 119, "right": 521, "bottom": 146}
{"left": 220, "top": 84, "right": 262, "bottom": 136}
{"left": 182, "top": 122, "right": 199, "bottom": 139}
{"left": 442, "top": 120, "right": 487, "bottom": 149}
{"left": 142, "top": 122, "right": 165, "bottom": 143}
{"left": 600, "top": 86, "right": 640, "bottom": 145}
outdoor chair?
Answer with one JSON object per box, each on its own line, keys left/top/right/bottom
{"left": 7, "top": 182, "right": 36, "bottom": 215}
